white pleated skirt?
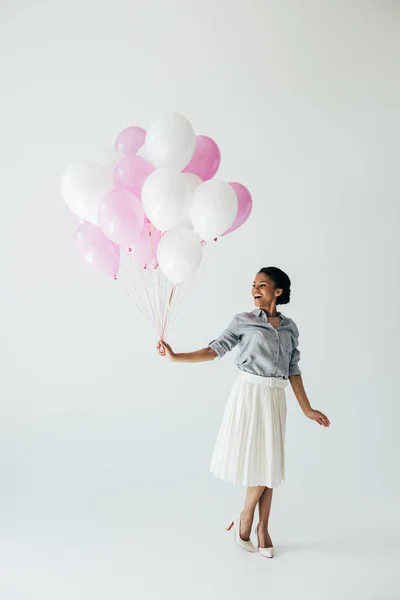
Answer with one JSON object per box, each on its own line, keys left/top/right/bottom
{"left": 210, "top": 370, "right": 288, "bottom": 488}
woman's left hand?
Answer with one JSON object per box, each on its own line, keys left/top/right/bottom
{"left": 304, "top": 408, "right": 330, "bottom": 427}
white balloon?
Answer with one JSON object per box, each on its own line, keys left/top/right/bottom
{"left": 158, "top": 227, "right": 202, "bottom": 284}
{"left": 179, "top": 218, "right": 194, "bottom": 229}
{"left": 61, "top": 160, "right": 113, "bottom": 225}
{"left": 142, "top": 167, "right": 187, "bottom": 231}
{"left": 189, "top": 179, "right": 238, "bottom": 240}
{"left": 136, "top": 144, "right": 153, "bottom": 163}
{"left": 61, "top": 149, "right": 121, "bottom": 225}
{"left": 145, "top": 113, "right": 196, "bottom": 171}
{"left": 181, "top": 172, "right": 203, "bottom": 223}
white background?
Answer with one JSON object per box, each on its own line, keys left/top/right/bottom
{"left": 2, "top": 1, "right": 399, "bottom": 598}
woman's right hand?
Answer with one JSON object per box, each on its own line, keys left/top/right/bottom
{"left": 157, "top": 340, "right": 176, "bottom": 361}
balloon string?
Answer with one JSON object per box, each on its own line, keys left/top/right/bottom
{"left": 163, "top": 283, "right": 183, "bottom": 340}
{"left": 154, "top": 266, "right": 163, "bottom": 335}
{"left": 116, "top": 245, "right": 159, "bottom": 332}
{"left": 135, "top": 260, "right": 159, "bottom": 332}
{"left": 163, "top": 242, "right": 211, "bottom": 339}
{"left": 148, "top": 223, "right": 155, "bottom": 265}
{"left": 114, "top": 270, "right": 151, "bottom": 325}
{"left": 111, "top": 236, "right": 210, "bottom": 340}
{"left": 153, "top": 266, "right": 163, "bottom": 335}
{"left": 111, "top": 246, "right": 154, "bottom": 324}
{"left": 161, "top": 286, "right": 176, "bottom": 340}
{"left": 158, "top": 265, "right": 169, "bottom": 337}
{"left": 114, "top": 277, "right": 150, "bottom": 323}
{"left": 156, "top": 268, "right": 162, "bottom": 335}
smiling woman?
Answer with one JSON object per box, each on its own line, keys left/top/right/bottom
{"left": 252, "top": 267, "right": 291, "bottom": 307}
{"left": 157, "top": 265, "right": 330, "bottom": 557}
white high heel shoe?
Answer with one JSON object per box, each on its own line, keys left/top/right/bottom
{"left": 254, "top": 524, "right": 274, "bottom": 558}
{"left": 226, "top": 513, "right": 256, "bottom": 553}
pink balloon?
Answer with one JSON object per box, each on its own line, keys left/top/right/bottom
{"left": 130, "top": 221, "right": 162, "bottom": 267}
{"left": 99, "top": 189, "right": 145, "bottom": 246}
{"left": 74, "top": 222, "right": 120, "bottom": 278}
{"left": 221, "top": 183, "right": 253, "bottom": 236}
{"left": 114, "top": 155, "right": 154, "bottom": 199}
{"left": 183, "top": 135, "right": 221, "bottom": 181}
{"left": 115, "top": 126, "right": 147, "bottom": 155}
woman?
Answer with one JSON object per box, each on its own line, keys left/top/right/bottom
{"left": 157, "top": 266, "right": 330, "bottom": 558}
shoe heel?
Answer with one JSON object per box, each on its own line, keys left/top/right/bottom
{"left": 227, "top": 514, "right": 256, "bottom": 553}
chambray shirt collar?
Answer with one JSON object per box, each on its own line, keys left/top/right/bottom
{"left": 252, "top": 308, "right": 285, "bottom": 323}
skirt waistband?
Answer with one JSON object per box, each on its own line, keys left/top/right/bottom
{"left": 237, "top": 370, "right": 289, "bottom": 388}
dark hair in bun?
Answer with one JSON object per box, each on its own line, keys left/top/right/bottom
{"left": 258, "top": 267, "right": 291, "bottom": 305}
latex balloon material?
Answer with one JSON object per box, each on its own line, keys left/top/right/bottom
{"left": 189, "top": 179, "right": 238, "bottom": 240}
{"left": 136, "top": 143, "right": 152, "bottom": 162}
{"left": 61, "top": 161, "right": 114, "bottom": 225}
{"left": 142, "top": 167, "right": 187, "bottom": 231}
{"left": 157, "top": 227, "right": 202, "bottom": 284}
{"left": 181, "top": 172, "right": 202, "bottom": 223}
{"left": 115, "top": 126, "right": 147, "bottom": 155}
{"left": 64, "top": 115, "right": 253, "bottom": 337}
{"left": 130, "top": 221, "right": 162, "bottom": 267}
{"left": 114, "top": 155, "right": 154, "bottom": 199}
{"left": 183, "top": 135, "right": 221, "bottom": 181}
{"left": 99, "top": 189, "right": 145, "bottom": 246}
{"left": 221, "top": 182, "right": 253, "bottom": 236}
{"left": 74, "top": 222, "right": 120, "bottom": 277}
{"left": 145, "top": 113, "right": 196, "bottom": 171}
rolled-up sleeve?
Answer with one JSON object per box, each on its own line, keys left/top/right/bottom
{"left": 208, "top": 315, "right": 240, "bottom": 359}
{"left": 289, "top": 325, "right": 302, "bottom": 376}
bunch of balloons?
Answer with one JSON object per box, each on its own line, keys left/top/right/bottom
{"left": 62, "top": 113, "right": 252, "bottom": 334}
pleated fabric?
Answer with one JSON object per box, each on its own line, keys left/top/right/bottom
{"left": 210, "top": 370, "right": 288, "bottom": 488}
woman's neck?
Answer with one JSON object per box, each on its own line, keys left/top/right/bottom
{"left": 261, "top": 306, "right": 278, "bottom": 318}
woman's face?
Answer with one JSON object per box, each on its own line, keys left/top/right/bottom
{"left": 252, "top": 273, "right": 282, "bottom": 308}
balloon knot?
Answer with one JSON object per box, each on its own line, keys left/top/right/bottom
{"left": 128, "top": 247, "right": 132, "bottom": 253}
{"left": 213, "top": 237, "right": 218, "bottom": 242}
{"left": 114, "top": 276, "right": 118, "bottom": 281}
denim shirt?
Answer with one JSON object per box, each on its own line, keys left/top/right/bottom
{"left": 208, "top": 309, "right": 301, "bottom": 379}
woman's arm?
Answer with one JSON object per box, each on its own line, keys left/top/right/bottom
{"left": 157, "top": 340, "right": 217, "bottom": 363}
{"left": 289, "top": 375, "right": 330, "bottom": 427}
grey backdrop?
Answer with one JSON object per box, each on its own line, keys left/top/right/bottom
{"left": 2, "top": 1, "right": 399, "bottom": 598}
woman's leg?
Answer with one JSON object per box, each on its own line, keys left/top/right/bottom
{"left": 240, "top": 486, "right": 265, "bottom": 540}
{"left": 256, "top": 486, "right": 273, "bottom": 547}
